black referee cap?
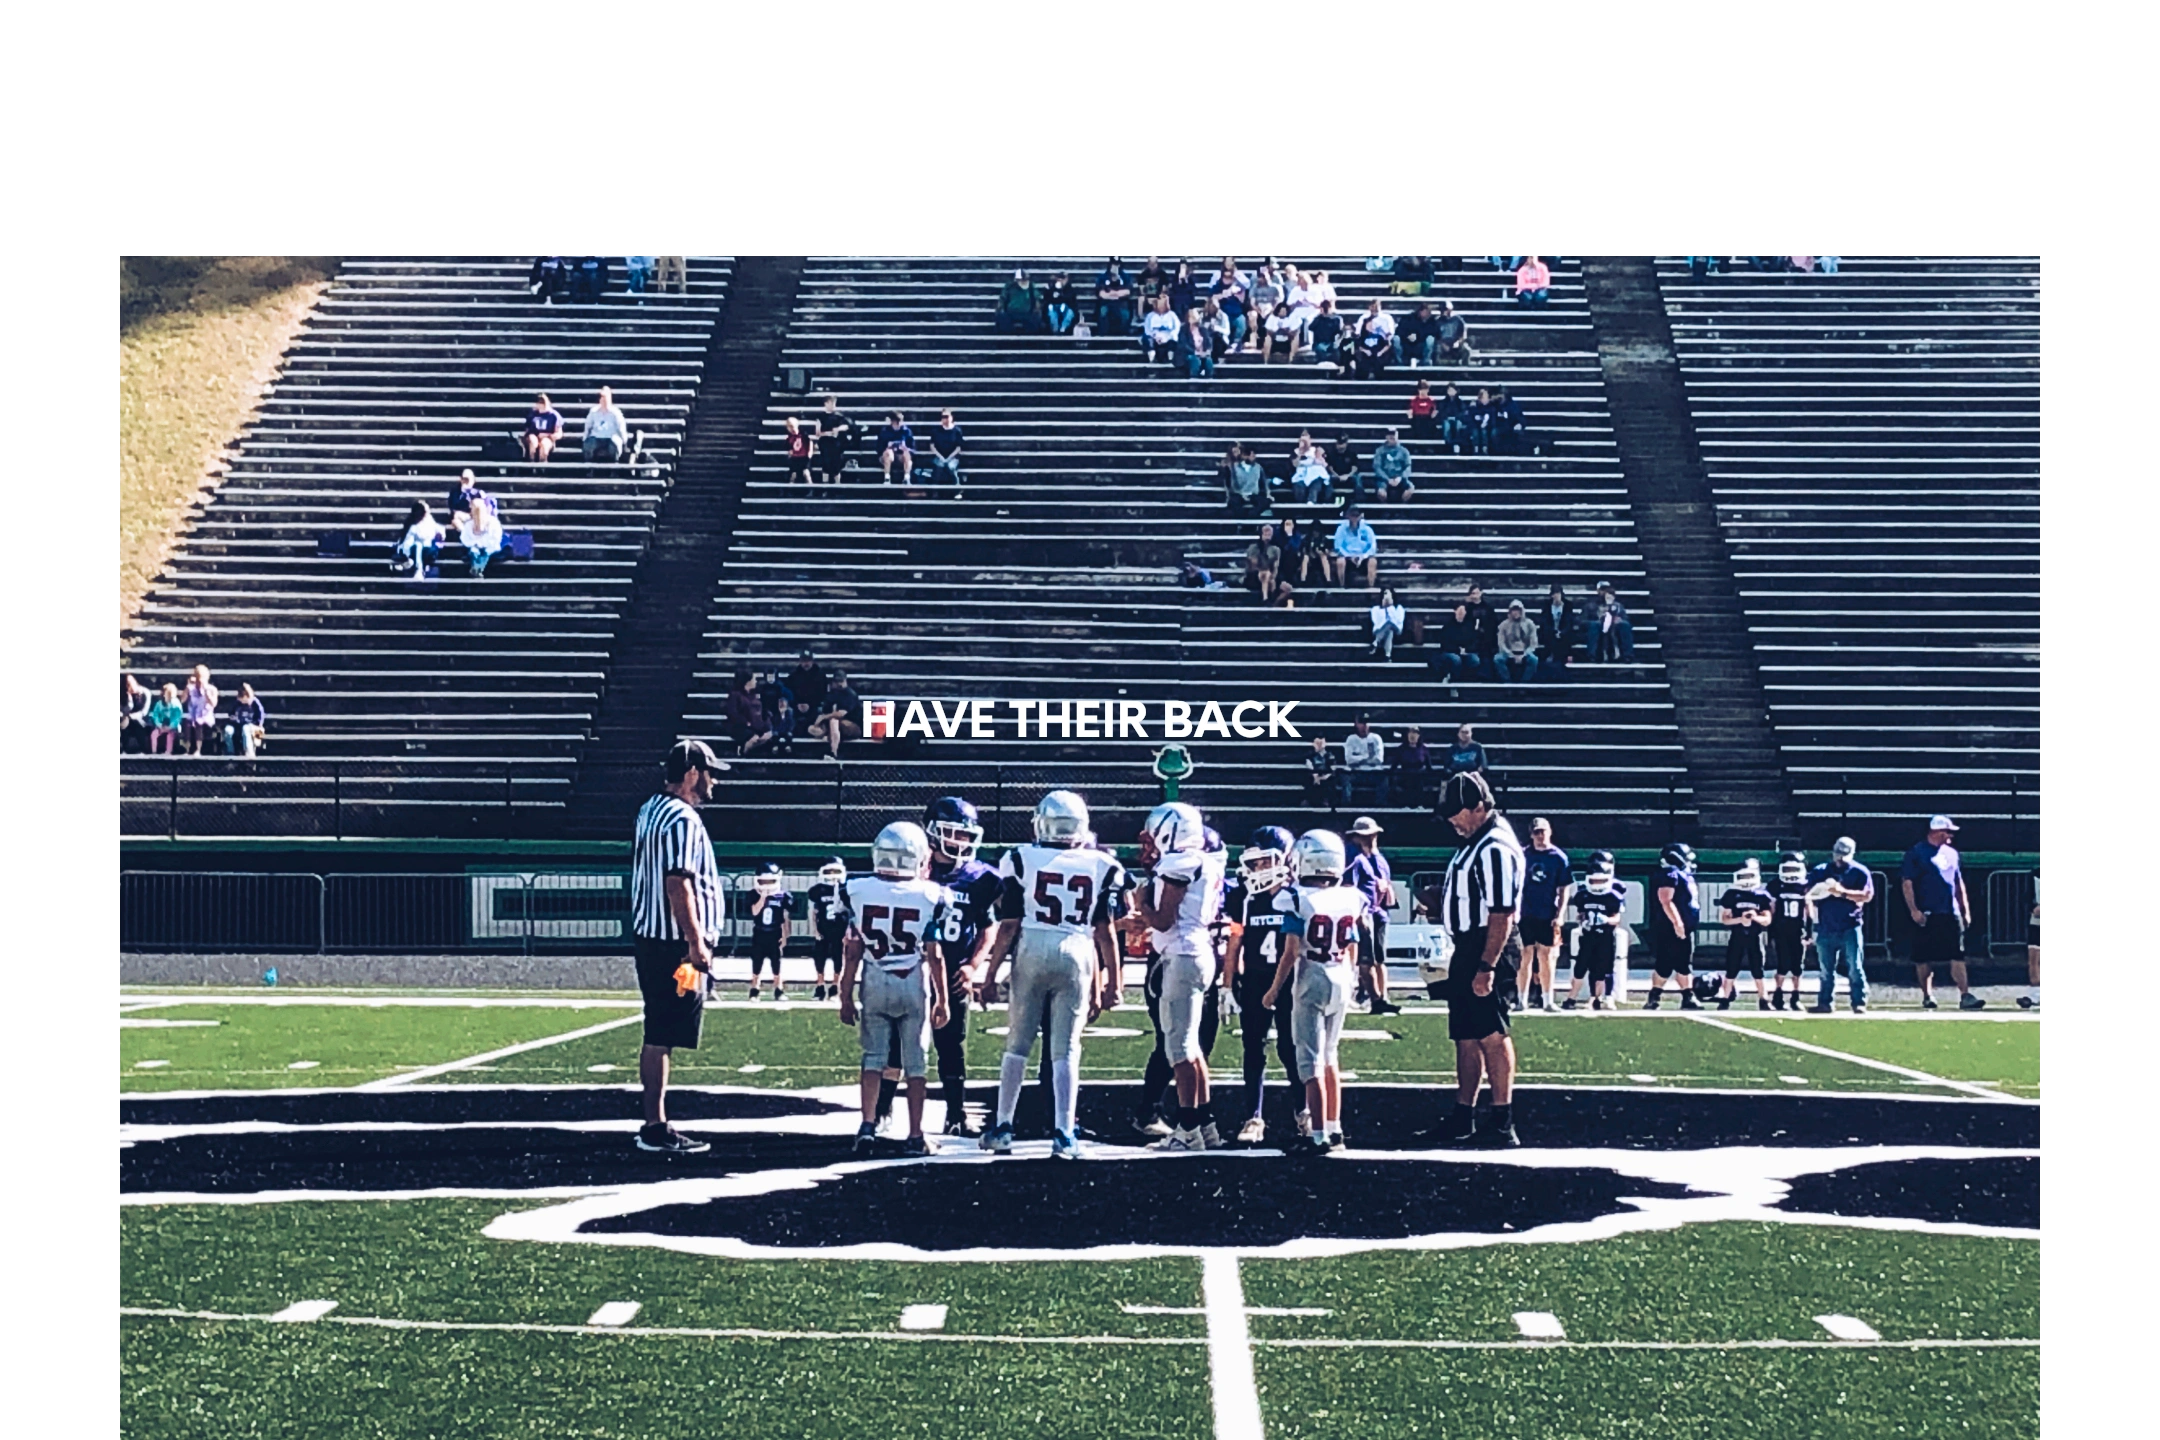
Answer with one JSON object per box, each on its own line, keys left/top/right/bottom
{"left": 1436, "top": 770, "right": 1493, "bottom": 818}
{"left": 665, "top": 738, "right": 723, "bottom": 782}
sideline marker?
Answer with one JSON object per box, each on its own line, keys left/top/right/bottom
{"left": 588, "top": 1302, "right": 642, "bottom": 1327}
{"left": 898, "top": 1305, "right": 949, "bottom": 1331}
{"left": 1514, "top": 1311, "right": 1566, "bottom": 1339}
{"left": 1815, "top": 1314, "right": 1881, "bottom": 1341}
{"left": 270, "top": 1300, "right": 338, "bottom": 1323}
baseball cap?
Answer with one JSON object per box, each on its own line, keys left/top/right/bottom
{"left": 1928, "top": 815, "right": 1959, "bottom": 832}
{"left": 1437, "top": 770, "right": 1494, "bottom": 817}
{"left": 1508, "top": 600, "right": 1525, "bottom": 611}
{"left": 1346, "top": 816, "right": 1384, "bottom": 836}
{"left": 665, "top": 738, "right": 724, "bottom": 781}
{"left": 1529, "top": 816, "right": 1552, "bottom": 833}
{"left": 1831, "top": 836, "right": 1857, "bottom": 859}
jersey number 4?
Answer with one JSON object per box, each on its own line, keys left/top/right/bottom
{"left": 858, "top": 904, "right": 923, "bottom": 958}
{"left": 1031, "top": 871, "right": 1096, "bottom": 928}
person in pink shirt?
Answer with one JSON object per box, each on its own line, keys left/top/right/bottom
{"left": 1514, "top": 256, "right": 1551, "bottom": 306}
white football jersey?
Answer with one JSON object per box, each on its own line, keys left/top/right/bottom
{"left": 1288, "top": 883, "right": 1370, "bottom": 964}
{"left": 998, "top": 844, "right": 1127, "bottom": 936}
{"left": 1146, "top": 848, "right": 1226, "bottom": 958}
{"left": 843, "top": 875, "right": 952, "bottom": 973}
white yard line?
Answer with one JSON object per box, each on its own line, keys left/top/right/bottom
{"left": 356, "top": 1015, "right": 646, "bottom": 1091}
{"left": 1684, "top": 1012, "right": 2025, "bottom": 1103}
{"left": 118, "top": 1307, "right": 2037, "bottom": 1352}
{"left": 1202, "top": 1253, "right": 1268, "bottom": 1440}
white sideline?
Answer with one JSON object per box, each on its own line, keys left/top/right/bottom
{"left": 118, "top": 1307, "right": 2038, "bottom": 1352}
{"left": 357, "top": 1015, "right": 646, "bottom": 1091}
{"left": 1203, "top": 1254, "right": 1267, "bottom": 1440}
{"left": 1684, "top": 1013, "right": 2024, "bottom": 1102}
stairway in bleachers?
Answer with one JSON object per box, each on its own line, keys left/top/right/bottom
{"left": 120, "top": 257, "right": 733, "bottom": 838}
{"left": 1655, "top": 257, "right": 2039, "bottom": 851}
{"left": 1583, "top": 259, "right": 1797, "bottom": 848}
{"left": 686, "top": 258, "right": 1699, "bottom": 850}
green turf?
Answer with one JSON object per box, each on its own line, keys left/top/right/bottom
{"left": 123, "top": 1320, "right": 1212, "bottom": 1440}
{"left": 1252, "top": 1347, "right": 2037, "bottom": 1439}
{"left": 1722, "top": 1015, "right": 2040, "bottom": 1097}
{"left": 121, "top": 1003, "right": 638, "bottom": 1091}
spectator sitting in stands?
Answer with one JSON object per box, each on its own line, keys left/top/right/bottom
{"left": 783, "top": 650, "right": 827, "bottom": 717}
{"left": 1588, "top": 582, "right": 1637, "bottom": 661}
{"left": 1276, "top": 514, "right": 1311, "bottom": 587}
{"left": 1169, "top": 260, "right": 1199, "bottom": 319}
{"left": 1391, "top": 724, "right": 1434, "bottom": 808}
{"left": 528, "top": 256, "right": 571, "bottom": 303}
{"left": 1495, "top": 601, "right": 1541, "bottom": 683}
{"left": 626, "top": 256, "right": 654, "bottom": 293}
{"left": 1686, "top": 255, "right": 1724, "bottom": 278}
{"left": 1326, "top": 435, "right": 1361, "bottom": 504}
{"left": 655, "top": 256, "right": 688, "bottom": 293}
{"left": 1289, "top": 438, "right": 1332, "bottom": 505}
{"left": 996, "top": 269, "right": 1041, "bottom": 333}
{"left": 1359, "top": 298, "right": 1399, "bottom": 358}
{"left": 1443, "top": 723, "right": 1488, "bottom": 780}
{"left": 524, "top": 393, "right": 563, "bottom": 462}
{"left": 1407, "top": 378, "right": 1439, "bottom": 440}
{"left": 447, "top": 468, "right": 497, "bottom": 519}
{"left": 1134, "top": 255, "right": 1171, "bottom": 313}
{"left": 454, "top": 496, "right": 505, "bottom": 577}
{"left": 1343, "top": 714, "right": 1387, "bottom": 805}
{"left": 570, "top": 256, "right": 609, "bottom": 302}
{"left": 1390, "top": 255, "right": 1435, "bottom": 296}
{"left": 122, "top": 674, "right": 152, "bottom": 753}
{"left": 1226, "top": 444, "right": 1268, "bottom": 517}
{"left": 1330, "top": 505, "right": 1379, "bottom": 590}
{"left": 724, "top": 670, "right": 775, "bottom": 757}
{"left": 815, "top": 394, "right": 854, "bottom": 486}
{"left": 928, "top": 409, "right": 964, "bottom": 495}
{"left": 809, "top": 670, "right": 863, "bottom": 760}
{"left": 1492, "top": 386, "right": 1530, "bottom": 455}
{"left": 1372, "top": 429, "right": 1414, "bottom": 502}
{"left": 1514, "top": 256, "right": 1552, "bottom": 305}
{"left": 759, "top": 671, "right": 797, "bottom": 753}
{"left": 1369, "top": 586, "right": 1406, "bottom": 662}
{"left": 1463, "top": 582, "right": 1501, "bottom": 672}
{"left": 1305, "top": 734, "right": 1346, "bottom": 810}
{"left": 1351, "top": 309, "right": 1395, "bottom": 381}
{"left": 1179, "top": 559, "right": 1222, "bottom": 589}
{"left": 1307, "top": 300, "right": 1345, "bottom": 366}
{"left": 1433, "top": 300, "right": 1471, "bottom": 363}
{"left": 1243, "top": 523, "right": 1283, "bottom": 604}
{"left": 1141, "top": 295, "right": 1181, "bottom": 366}
{"left": 1043, "top": 272, "right": 1079, "bottom": 335}
{"left": 1307, "top": 269, "right": 1339, "bottom": 312}
{"left": 1467, "top": 386, "right": 1498, "bottom": 455}
{"left": 1399, "top": 302, "right": 1440, "bottom": 368}
{"left": 222, "top": 683, "right": 267, "bottom": 757}
{"left": 1542, "top": 584, "right": 1575, "bottom": 666}
{"left": 1201, "top": 298, "right": 1234, "bottom": 360}
{"left": 785, "top": 415, "right": 814, "bottom": 486}
{"left": 1245, "top": 263, "right": 1284, "bottom": 351}
{"left": 1437, "top": 381, "right": 1471, "bottom": 453}
{"left": 1095, "top": 258, "right": 1134, "bottom": 336}
{"left": 391, "top": 500, "right": 445, "bottom": 575}
{"left": 876, "top": 411, "right": 915, "bottom": 483}
{"left": 1211, "top": 261, "right": 1249, "bottom": 350}
{"left": 1429, "top": 602, "right": 1483, "bottom": 681}
{"left": 582, "top": 387, "right": 630, "bottom": 464}
{"left": 1181, "top": 308, "right": 1216, "bottom": 379}
{"left": 181, "top": 665, "right": 219, "bottom": 756}
{"left": 148, "top": 683, "right": 184, "bottom": 755}
{"left": 1262, "top": 301, "right": 1305, "bottom": 364}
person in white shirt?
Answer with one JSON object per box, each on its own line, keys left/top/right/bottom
{"left": 1264, "top": 303, "right": 1306, "bottom": 365}
{"left": 1128, "top": 803, "right": 1228, "bottom": 1151}
{"left": 453, "top": 497, "right": 505, "bottom": 577}
{"left": 1342, "top": 714, "right": 1386, "bottom": 807}
{"left": 1369, "top": 586, "right": 1406, "bottom": 662}
{"left": 1262, "top": 829, "right": 1370, "bottom": 1153}
{"left": 391, "top": 499, "right": 445, "bottom": 576}
{"left": 582, "top": 386, "right": 631, "bottom": 463}
{"left": 836, "top": 821, "right": 955, "bottom": 1156}
{"left": 1140, "top": 295, "right": 1181, "bottom": 365}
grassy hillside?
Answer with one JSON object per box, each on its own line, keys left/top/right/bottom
{"left": 119, "top": 258, "right": 338, "bottom": 628}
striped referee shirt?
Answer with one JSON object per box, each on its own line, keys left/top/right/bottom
{"left": 1436, "top": 812, "right": 1525, "bottom": 935}
{"left": 631, "top": 792, "right": 723, "bottom": 941}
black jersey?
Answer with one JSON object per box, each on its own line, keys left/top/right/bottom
{"left": 1225, "top": 881, "right": 1294, "bottom": 974}
{"left": 1768, "top": 879, "right": 1811, "bottom": 938}
{"left": 805, "top": 881, "right": 850, "bottom": 938}
{"left": 929, "top": 857, "right": 1002, "bottom": 973}
{"left": 1570, "top": 883, "right": 1628, "bottom": 932}
{"left": 1718, "top": 886, "right": 1773, "bottom": 924}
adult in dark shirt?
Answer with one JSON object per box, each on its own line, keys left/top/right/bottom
{"left": 1307, "top": 301, "right": 1345, "bottom": 363}
{"left": 1807, "top": 837, "right": 1874, "bottom": 1013}
{"left": 1436, "top": 381, "right": 1471, "bottom": 453}
{"left": 1492, "top": 387, "right": 1529, "bottom": 455}
{"left": 1042, "top": 273, "right": 1079, "bottom": 335}
{"left": 1168, "top": 260, "right": 1199, "bottom": 319}
{"left": 928, "top": 409, "right": 965, "bottom": 494}
{"left": 876, "top": 411, "right": 915, "bottom": 483}
{"left": 814, "top": 395, "right": 854, "bottom": 484}
{"left": 527, "top": 256, "right": 571, "bottom": 303}
{"left": 1304, "top": 735, "right": 1345, "bottom": 809}
{"left": 1901, "top": 816, "right": 1978, "bottom": 1010}
{"left": 996, "top": 269, "right": 1041, "bottom": 333}
{"left": 1541, "top": 585, "right": 1575, "bottom": 667}
{"left": 722, "top": 671, "right": 773, "bottom": 757}
{"left": 1096, "top": 258, "right": 1135, "bottom": 336}
{"left": 1390, "top": 725, "right": 1433, "bottom": 808}
{"left": 1467, "top": 386, "right": 1498, "bottom": 456}
{"left": 1462, "top": 584, "right": 1500, "bottom": 669}
{"left": 523, "top": 393, "right": 563, "bottom": 462}
{"left": 1518, "top": 817, "right": 1572, "bottom": 1011}
{"left": 1134, "top": 256, "right": 1171, "bottom": 312}
{"left": 783, "top": 651, "right": 827, "bottom": 715}
{"left": 1429, "top": 604, "right": 1484, "bottom": 682}
{"left": 1443, "top": 723, "right": 1487, "bottom": 778}
{"left": 1642, "top": 844, "right": 1703, "bottom": 1011}
{"left": 1433, "top": 301, "right": 1471, "bottom": 364}
{"left": 1400, "top": 302, "right": 1440, "bottom": 367}
{"left": 808, "top": 671, "right": 862, "bottom": 760}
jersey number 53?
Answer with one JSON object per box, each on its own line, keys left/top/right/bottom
{"left": 1032, "top": 872, "right": 1096, "bottom": 927}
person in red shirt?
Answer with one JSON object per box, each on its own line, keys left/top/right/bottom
{"left": 784, "top": 416, "right": 813, "bottom": 486}
{"left": 1407, "top": 378, "right": 1438, "bottom": 440}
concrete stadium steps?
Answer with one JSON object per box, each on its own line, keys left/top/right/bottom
{"left": 1657, "top": 257, "right": 2040, "bottom": 847}
{"left": 119, "top": 257, "right": 735, "bottom": 835}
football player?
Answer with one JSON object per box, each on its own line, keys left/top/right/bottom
{"left": 1767, "top": 851, "right": 1812, "bottom": 1010}
{"left": 1129, "top": 802, "right": 1228, "bottom": 1151}
{"left": 977, "top": 790, "right": 1126, "bottom": 1159}
{"left": 923, "top": 796, "right": 1001, "bottom": 1133}
{"left": 1715, "top": 859, "right": 1774, "bottom": 1010}
{"left": 1562, "top": 852, "right": 1628, "bottom": 1010}
{"left": 805, "top": 857, "right": 850, "bottom": 1002}
{"left": 1641, "top": 843, "right": 1702, "bottom": 1011}
{"left": 1222, "top": 825, "right": 1302, "bottom": 1143}
{"left": 745, "top": 862, "right": 792, "bottom": 1001}
{"left": 836, "top": 822, "right": 953, "bottom": 1156}
{"left": 1264, "top": 829, "right": 1369, "bottom": 1155}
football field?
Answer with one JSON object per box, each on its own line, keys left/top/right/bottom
{"left": 121, "top": 989, "right": 2039, "bottom": 1438}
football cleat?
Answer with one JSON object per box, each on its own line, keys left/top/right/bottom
{"left": 1679, "top": 993, "right": 1703, "bottom": 1011}
{"left": 1152, "top": 1129, "right": 1198, "bottom": 1152}
{"left": 1851, "top": 1004, "right": 1868, "bottom": 1015}
{"left": 1438, "top": 1109, "right": 1477, "bottom": 1144}
{"left": 2017, "top": 994, "right": 2037, "bottom": 1010}
{"left": 1050, "top": 1130, "right": 1081, "bottom": 1160}
{"left": 635, "top": 1124, "right": 710, "bottom": 1155}
{"left": 903, "top": 1134, "right": 934, "bottom": 1157}
{"left": 1959, "top": 994, "right": 1987, "bottom": 1011}
{"left": 1642, "top": 993, "right": 1662, "bottom": 1011}
{"left": 1758, "top": 997, "right": 1772, "bottom": 1011}
{"left": 1478, "top": 1123, "right": 1522, "bottom": 1149}
{"left": 1237, "top": 1116, "right": 1267, "bottom": 1144}
{"left": 980, "top": 1122, "right": 1014, "bottom": 1154}
{"left": 852, "top": 1122, "right": 877, "bottom": 1156}
{"left": 1561, "top": 996, "right": 1580, "bottom": 1010}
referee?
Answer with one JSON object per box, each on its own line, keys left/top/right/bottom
{"left": 629, "top": 739, "right": 725, "bottom": 1155}
{"left": 1431, "top": 771, "right": 1525, "bottom": 1148}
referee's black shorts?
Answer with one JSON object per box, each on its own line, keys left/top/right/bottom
{"left": 1913, "top": 912, "right": 1964, "bottom": 964}
{"left": 634, "top": 936, "right": 705, "bottom": 1050}
{"left": 1446, "top": 928, "right": 1521, "bottom": 1041}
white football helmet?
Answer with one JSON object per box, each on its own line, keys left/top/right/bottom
{"left": 1033, "top": 790, "right": 1090, "bottom": 845}
{"left": 1777, "top": 852, "right": 1807, "bottom": 886}
{"left": 817, "top": 857, "right": 847, "bottom": 886}
{"left": 1734, "top": 859, "right": 1761, "bottom": 888}
{"left": 1291, "top": 829, "right": 1348, "bottom": 882}
{"left": 751, "top": 863, "right": 783, "bottom": 895}
{"left": 871, "top": 821, "right": 931, "bottom": 879}
{"left": 1141, "top": 801, "right": 1204, "bottom": 862}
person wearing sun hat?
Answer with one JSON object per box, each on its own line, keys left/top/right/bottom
{"left": 1343, "top": 816, "right": 1400, "bottom": 1016}
{"left": 1902, "top": 815, "right": 1979, "bottom": 1010}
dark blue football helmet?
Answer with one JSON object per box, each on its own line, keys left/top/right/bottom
{"left": 923, "top": 795, "right": 983, "bottom": 863}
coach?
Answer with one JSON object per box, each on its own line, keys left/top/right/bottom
{"left": 629, "top": 739, "right": 726, "bottom": 1155}
{"left": 1902, "top": 815, "right": 1980, "bottom": 1011}
{"left": 1432, "top": 771, "right": 1525, "bottom": 1148}
{"left": 1344, "top": 816, "right": 1402, "bottom": 1016}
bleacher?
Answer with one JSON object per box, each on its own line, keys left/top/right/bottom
{"left": 1656, "top": 257, "right": 2039, "bottom": 849}
{"left": 687, "top": 257, "right": 1695, "bottom": 847}
{"left": 119, "top": 257, "right": 734, "bottom": 838}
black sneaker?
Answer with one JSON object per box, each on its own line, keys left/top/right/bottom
{"left": 1369, "top": 998, "right": 1403, "bottom": 1016}
{"left": 1679, "top": 994, "right": 1703, "bottom": 1011}
{"left": 1807, "top": 1004, "right": 1833, "bottom": 1014}
{"left": 2017, "top": 994, "right": 2037, "bottom": 1010}
{"left": 902, "top": 1134, "right": 933, "bottom": 1157}
{"left": 1642, "top": 993, "right": 1663, "bottom": 1011}
{"left": 1438, "top": 1110, "right": 1478, "bottom": 1145}
{"left": 851, "top": 1122, "right": 877, "bottom": 1156}
{"left": 1921, "top": 996, "right": 1939, "bottom": 1010}
{"left": 1716, "top": 996, "right": 1732, "bottom": 1011}
{"left": 1478, "top": 1123, "right": 1522, "bottom": 1149}
{"left": 813, "top": 983, "right": 827, "bottom": 1001}
{"left": 1561, "top": 997, "right": 1580, "bottom": 1011}
{"left": 1959, "top": 993, "right": 1986, "bottom": 1011}
{"left": 746, "top": 984, "right": 759, "bottom": 1001}
{"left": 636, "top": 1123, "right": 710, "bottom": 1155}
{"left": 1758, "top": 998, "right": 1772, "bottom": 1011}
{"left": 1772, "top": 993, "right": 1787, "bottom": 1011}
